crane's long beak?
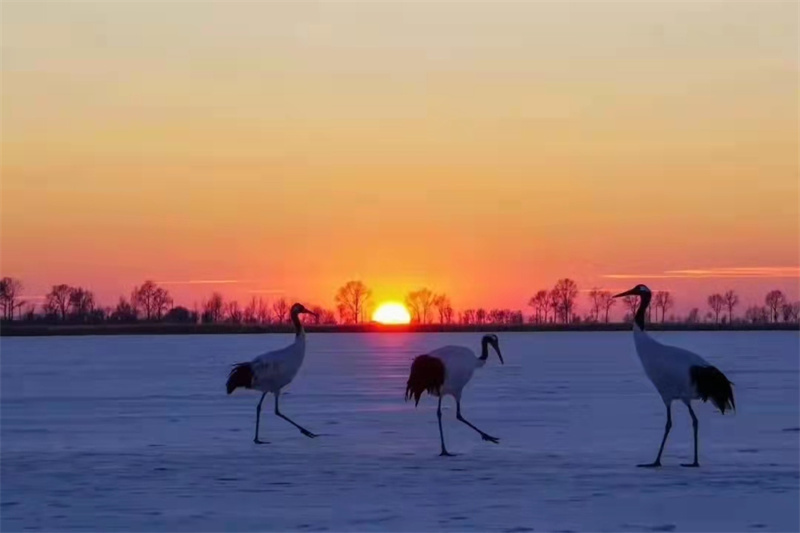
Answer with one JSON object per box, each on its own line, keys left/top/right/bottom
{"left": 494, "top": 345, "right": 505, "bottom": 365}
{"left": 613, "top": 288, "right": 637, "bottom": 298}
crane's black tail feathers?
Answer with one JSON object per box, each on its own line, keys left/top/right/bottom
{"left": 691, "top": 365, "right": 735, "bottom": 414}
{"left": 405, "top": 355, "right": 445, "bottom": 406}
{"left": 226, "top": 362, "right": 254, "bottom": 394}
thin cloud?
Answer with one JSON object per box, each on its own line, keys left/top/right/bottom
{"left": 155, "top": 279, "right": 254, "bottom": 285}
{"left": 603, "top": 267, "right": 800, "bottom": 280}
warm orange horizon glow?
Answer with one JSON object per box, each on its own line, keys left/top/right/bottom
{"left": 1, "top": 2, "right": 798, "bottom": 314}
{"left": 372, "top": 303, "right": 412, "bottom": 325}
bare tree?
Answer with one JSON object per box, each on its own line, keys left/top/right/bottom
{"left": 405, "top": 288, "right": 435, "bottom": 324}
{"left": 588, "top": 288, "right": 603, "bottom": 322}
{"left": 68, "top": 287, "right": 95, "bottom": 322}
{"left": 334, "top": 280, "right": 372, "bottom": 324}
{"left": 765, "top": 290, "right": 786, "bottom": 323}
{"left": 686, "top": 307, "right": 700, "bottom": 324}
{"left": 707, "top": 293, "right": 725, "bottom": 324}
{"left": 152, "top": 287, "right": 173, "bottom": 321}
{"left": 433, "top": 293, "right": 452, "bottom": 324}
{"left": 547, "top": 290, "right": 560, "bottom": 324}
{"left": 599, "top": 291, "right": 616, "bottom": 323}
{"left": 226, "top": 301, "right": 243, "bottom": 324}
{"left": 111, "top": 296, "right": 137, "bottom": 322}
{"left": 272, "top": 297, "right": 289, "bottom": 324}
{"left": 244, "top": 297, "right": 258, "bottom": 324}
{"left": 551, "top": 279, "right": 578, "bottom": 323}
{"left": 461, "top": 309, "right": 475, "bottom": 324}
{"left": 724, "top": 290, "right": 739, "bottom": 324}
{"left": 527, "top": 290, "right": 549, "bottom": 323}
{"left": 782, "top": 301, "right": 800, "bottom": 323}
{"left": 255, "top": 298, "right": 271, "bottom": 324}
{"left": 45, "top": 284, "right": 72, "bottom": 321}
{"left": 622, "top": 295, "right": 638, "bottom": 321}
{"left": 475, "top": 308, "right": 487, "bottom": 324}
{"left": 654, "top": 291, "right": 674, "bottom": 323}
{"left": 745, "top": 305, "right": 769, "bottom": 324}
{"left": 203, "top": 292, "right": 224, "bottom": 323}
{"left": 0, "top": 277, "right": 23, "bottom": 321}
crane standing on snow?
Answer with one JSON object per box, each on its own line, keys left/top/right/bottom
{"left": 405, "top": 334, "right": 505, "bottom": 456}
{"left": 614, "top": 284, "right": 735, "bottom": 467}
{"left": 226, "top": 303, "right": 319, "bottom": 444}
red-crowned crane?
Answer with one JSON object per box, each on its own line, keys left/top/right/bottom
{"left": 614, "top": 284, "right": 735, "bottom": 467}
{"left": 226, "top": 303, "right": 319, "bottom": 443}
{"left": 405, "top": 334, "right": 504, "bottom": 456}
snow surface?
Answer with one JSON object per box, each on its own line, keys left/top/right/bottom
{"left": 2, "top": 331, "right": 798, "bottom": 532}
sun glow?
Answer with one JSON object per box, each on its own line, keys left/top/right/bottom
{"left": 372, "top": 302, "right": 412, "bottom": 325}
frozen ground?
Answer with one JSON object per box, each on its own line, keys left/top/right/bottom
{"left": 1, "top": 331, "right": 798, "bottom": 532}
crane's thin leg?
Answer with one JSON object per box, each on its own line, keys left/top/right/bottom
{"left": 254, "top": 392, "right": 267, "bottom": 444}
{"left": 638, "top": 402, "right": 672, "bottom": 468}
{"left": 681, "top": 402, "right": 700, "bottom": 468}
{"left": 456, "top": 400, "right": 499, "bottom": 444}
{"left": 438, "top": 396, "right": 455, "bottom": 457}
{"left": 274, "top": 393, "right": 317, "bottom": 438}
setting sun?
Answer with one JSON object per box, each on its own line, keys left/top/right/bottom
{"left": 372, "top": 302, "right": 412, "bottom": 325}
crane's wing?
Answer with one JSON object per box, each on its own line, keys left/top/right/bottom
{"left": 250, "top": 343, "right": 296, "bottom": 382}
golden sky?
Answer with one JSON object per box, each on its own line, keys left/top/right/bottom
{"left": 1, "top": 1, "right": 798, "bottom": 312}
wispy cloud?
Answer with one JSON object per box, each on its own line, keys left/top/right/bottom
{"left": 155, "top": 279, "right": 254, "bottom": 285}
{"left": 603, "top": 267, "right": 800, "bottom": 280}
{"left": 246, "top": 289, "right": 285, "bottom": 295}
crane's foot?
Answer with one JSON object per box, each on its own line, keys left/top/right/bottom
{"left": 439, "top": 450, "right": 457, "bottom": 457}
{"left": 637, "top": 461, "right": 662, "bottom": 468}
{"left": 253, "top": 438, "right": 268, "bottom": 445}
{"left": 300, "top": 429, "right": 318, "bottom": 439}
{"left": 681, "top": 462, "right": 700, "bottom": 468}
{"left": 481, "top": 433, "right": 500, "bottom": 444}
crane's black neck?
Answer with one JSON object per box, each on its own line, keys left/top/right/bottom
{"left": 635, "top": 292, "right": 651, "bottom": 330}
{"left": 479, "top": 336, "right": 490, "bottom": 361}
{"left": 291, "top": 309, "right": 305, "bottom": 338}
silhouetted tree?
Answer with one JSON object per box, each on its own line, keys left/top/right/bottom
{"left": 225, "top": 301, "right": 243, "bottom": 324}
{"left": 782, "top": 302, "right": 800, "bottom": 323}
{"left": 461, "top": 309, "right": 475, "bottom": 324}
{"left": 164, "top": 306, "right": 195, "bottom": 323}
{"left": 475, "top": 308, "right": 487, "bottom": 324}
{"left": 45, "top": 284, "right": 72, "bottom": 321}
{"left": 335, "top": 280, "right": 372, "bottom": 324}
{"left": 528, "top": 290, "right": 549, "bottom": 323}
{"left": 588, "top": 288, "right": 603, "bottom": 322}
{"left": 552, "top": 279, "right": 578, "bottom": 323}
{"left": 707, "top": 294, "right": 724, "bottom": 324}
{"left": 686, "top": 308, "right": 700, "bottom": 324}
{"left": 111, "top": 297, "right": 137, "bottom": 322}
{"left": 152, "top": 287, "right": 172, "bottom": 321}
{"left": 272, "top": 298, "right": 289, "bottom": 324}
{"left": 724, "top": 290, "right": 739, "bottom": 324}
{"left": 433, "top": 293, "right": 452, "bottom": 324}
{"left": 654, "top": 291, "right": 674, "bottom": 323}
{"left": 68, "top": 287, "right": 95, "bottom": 322}
{"left": 0, "top": 277, "right": 23, "bottom": 321}
{"left": 405, "top": 288, "right": 435, "bottom": 324}
{"left": 599, "top": 291, "right": 615, "bottom": 323}
{"left": 744, "top": 305, "right": 769, "bottom": 324}
{"left": 765, "top": 290, "right": 785, "bottom": 323}
{"left": 622, "top": 295, "right": 638, "bottom": 321}
{"left": 132, "top": 281, "right": 171, "bottom": 321}
{"left": 547, "top": 290, "right": 560, "bottom": 324}
{"left": 203, "top": 292, "right": 224, "bottom": 323}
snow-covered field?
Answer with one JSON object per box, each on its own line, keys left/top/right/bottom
{"left": 2, "top": 332, "right": 798, "bottom": 532}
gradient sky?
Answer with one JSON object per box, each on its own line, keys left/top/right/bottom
{"left": 2, "top": 1, "right": 798, "bottom": 314}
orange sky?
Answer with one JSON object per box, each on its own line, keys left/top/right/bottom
{"left": 1, "top": 1, "right": 798, "bottom": 314}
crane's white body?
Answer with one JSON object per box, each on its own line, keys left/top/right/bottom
{"left": 633, "top": 326, "right": 707, "bottom": 404}
{"left": 250, "top": 335, "right": 306, "bottom": 393}
{"left": 427, "top": 345, "right": 487, "bottom": 399}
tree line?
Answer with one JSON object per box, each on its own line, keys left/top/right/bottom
{"left": 0, "top": 276, "right": 798, "bottom": 326}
